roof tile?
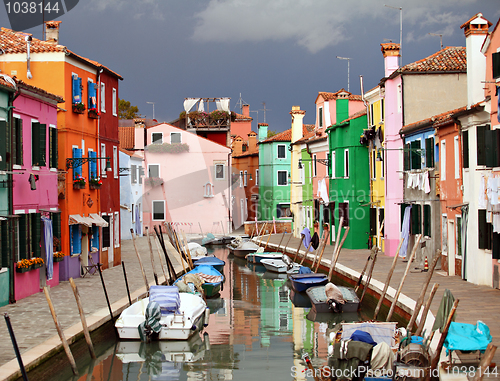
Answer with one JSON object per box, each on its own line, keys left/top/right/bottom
{"left": 401, "top": 47, "right": 466, "bottom": 73}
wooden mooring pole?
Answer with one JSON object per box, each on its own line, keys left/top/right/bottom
{"left": 130, "top": 228, "right": 150, "bottom": 292}
{"left": 415, "top": 283, "right": 439, "bottom": 337}
{"left": 145, "top": 227, "right": 159, "bottom": 285}
{"left": 69, "top": 278, "right": 96, "bottom": 359}
{"left": 4, "top": 313, "right": 29, "bottom": 381}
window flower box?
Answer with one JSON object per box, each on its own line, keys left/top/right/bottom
{"left": 72, "top": 102, "right": 86, "bottom": 114}
{"left": 88, "top": 108, "right": 100, "bottom": 119}
{"left": 89, "top": 183, "right": 101, "bottom": 190}
{"left": 89, "top": 177, "right": 102, "bottom": 190}
{"left": 32, "top": 262, "right": 43, "bottom": 270}
{"left": 53, "top": 252, "right": 65, "bottom": 262}
{"left": 53, "top": 256, "right": 64, "bottom": 262}
{"left": 73, "top": 182, "right": 85, "bottom": 190}
{"left": 73, "top": 174, "right": 86, "bottom": 189}
{"left": 16, "top": 265, "right": 31, "bottom": 273}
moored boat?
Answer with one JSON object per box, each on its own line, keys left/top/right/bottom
{"left": 260, "top": 258, "right": 301, "bottom": 274}
{"left": 306, "top": 284, "right": 360, "bottom": 313}
{"left": 175, "top": 265, "right": 224, "bottom": 298}
{"left": 231, "top": 241, "right": 260, "bottom": 258}
{"left": 246, "top": 252, "right": 283, "bottom": 264}
{"left": 288, "top": 273, "right": 329, "bottom": 293}
{"left": 193, "top": 256, "right": 225, "bottom": 273}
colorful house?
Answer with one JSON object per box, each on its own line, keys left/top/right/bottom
{"left": 142, "top": 123, "right": 231, "bottom": 235}
{"left": 119, "top": 148, "right": 144, "bottom": 240}
{"left": 0, "top": 22, "right": 122, "bottom": 280}
{"left": 327, "top": 108, "right": 370, "bottom": 250}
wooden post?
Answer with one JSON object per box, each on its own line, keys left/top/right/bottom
{"left": 330, "top": 226, "right": 349, "bottom": 275}
{"left": 284, "top": 231, "right": 294, "bottom": 252}
{"left": 43, "top": 286, "right": 78, "bottom": 375}
{"left": 69, "top": 278, "right": 96, "bottom": 359}
{"left": 472, "top": 343, "right": 497, "bottom": 381}
{"left": 263, "top": 230, "right": 272, "bottom": 250}
{"left": 300, "top": 240, "right": 314, "bottom": 265}
{"left": 355, "top": 255, "right": 372, "bottom": 292}
{"left": 277, "top": 230, "right": 287, "bottom": 251}
{"left": 314, "top": 232, "right": 329, "bottom": 272}
{"left": 145, "top": 227, "right": 159, "bottom": 285}
{"left": 359, "top": 248, "right": 378, "bottom": 304}
{"left": 130, "top": 228, "right": 149, "bottom": 292}
{"left": 292, "top": 235, "right": 305, "bottom": 262}
{"left": 386, "top": 234, "right": 422, "bottom": 322}
{"left": 182, "top": 231, "right": 194, "bottom": 268}
{"left": 430, "top": 299, "right": 459, "bottom": 373}
{"left": 373, "top": 237, "right": 404, "bottom": 319}
{"left": 415, "top": 283, "right": 439, "bottom": 336}
{"left": 153, "top": 235, "right": 169, "bottom": 281}
{"left": 406, "top": 251, "right": 441, "bottom": 332}
{"left": 258, "top": 223, "right": 269, "bottom": 245}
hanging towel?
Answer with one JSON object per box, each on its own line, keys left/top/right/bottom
{"left": 42, "top": 217, "right": 53, "bottom": 281}
{"left": 424, "top": 171, "right": 431, "bottom": 194}
{"left": 29, "top": 173, "right": 37, "bottom": 190}
{"left": 479, "top": 175, "right": 487, "bottom": 209}
{"left": 432, "top": 289, "right": 456, "bottom": 332}
{"left": 400, "top": 205, "right": 412, "bottom": 258}
{"left": 301, "top": 227, "right": 313, "bottom": 252}
{"left": 491, "top": 177, "right": 498, "bottom": 206}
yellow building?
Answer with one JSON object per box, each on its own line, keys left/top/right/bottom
{"left": 365, "top": 86, "right": 385, "bottom": 251}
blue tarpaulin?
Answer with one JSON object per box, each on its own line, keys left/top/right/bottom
{"left": 443, "top": 321, "right": 492, "bottom": 355}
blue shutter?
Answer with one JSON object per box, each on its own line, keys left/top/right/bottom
{"left": 72, "top": 75, "right": 81, "bottom": 104}
{"left": 73, "top": 148, "right": 83, "bottom": 180}
{"left": 91, "top": 151, "right": 97, "bottom": 179}
{"left": 91, "top": 225, "right": 99, "bottom": 249}
{"left": 71, "top": 225, "right": 81, "bottom": 254}
{"left": 88, "top": 81, "right": 97, "bottom": 110}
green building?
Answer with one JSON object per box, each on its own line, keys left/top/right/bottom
{"left": 326, "top": 106, "right": 370, "bottom": 249}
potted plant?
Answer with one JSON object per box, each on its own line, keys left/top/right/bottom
{"left": 73, "top": 174, "right": 86, "bottom": 189}
{"left": 16, "top": 259, "right": 32, "bottom": 273}
{"left": 31, "top": 257, "right": 44, "bottom": 269}
{"left": 72, "top": 102, "right": 86, "bottom": 114}
{"left": 53, "top": 252, "right": 65, "bottom": 262}
{"left": 89, "top": 176, "right": 102, "bottom": 189}
{"left": 88, "top": 108, "right": 100, "bottom": 119}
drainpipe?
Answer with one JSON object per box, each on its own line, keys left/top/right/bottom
{"left": 97, "top": 67, "right": 103, "bottom": 252}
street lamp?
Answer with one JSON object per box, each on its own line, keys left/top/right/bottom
{"left": 384, "top": 4, "right": 403, "bottom": 65}
{"left": 336, "top": 56, "right": 351, "bottom": 92}
{"left": 146, "top": 101, "right": 155, "bottom": 120}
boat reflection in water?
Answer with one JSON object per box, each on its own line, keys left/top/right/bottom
{"left": 46, "top": 246, "right": 365, "bottom": 381}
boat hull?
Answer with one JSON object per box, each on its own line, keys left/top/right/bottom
{"left": 115, "top": 295, "right": 208, "bottom": 341}
{"left": 193, "top": 257, "right": 225, "bottom": 273}
{"left": 246, "top": 253, "right": 282, "bottom": 264}
{"left": 289, "top": 273, "right": 329, "bottom": 293}
{"left": 175, "top": 265, "right": 224, "bottom": 299}
{"left": 306, "top": 285, "right": 360, "bottom": 313}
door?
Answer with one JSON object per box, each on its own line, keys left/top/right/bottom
{"left": 448, "top": 220, "right": 455, "bottom": 276}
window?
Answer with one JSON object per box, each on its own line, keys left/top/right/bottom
{"left": 152, "top": 132, "right": 163, "bottom": 144}
{"left": 442, "top": 215, "right": 448, "bottom": 253}
{"left": 204, "top": 182, "right": 214, "bottom": 198}
{"left": 102, "top": 215, "right": 110, "bottom": 248}
{"left": 478, "top": 209, "right": 492, "bottom": 250}
{"left": 131, "top": 164, "right": 137, "bottom": 183}
{"left": 312, "top": 154, "right": 317, "bottom": 177}
{"left": 91, "top": 225, "right": 99, "bottom": 250}
{"left": 277, "top": 170, "right": 288, "bottom": 186}
{"left": 277, "top": 204, "right": 291, "bottom": 218}
{"left": 88, "top": 150, "right": 97, "bottom": 180}
{"left": 454, "top": 136, "right": 460, "bottom": 179}
{"left": 12, "top": 116, "right": 23, "bottom": 166}
{"left": 88, "top": 80, "right": 97, "bottom": 110}
{"left": 425, "top": 137, "right": 435, "bottom": 168}
{"left": 170, "top": 132, "right": 181, "bottom": 144}
{"left": 100, "top": 143, "right": 106, "bottom": 177}
{"left": 72, "top": 74, "right": 82, "bottom": 105}
{"left": 319, "top": 107, "right": 323, "bottom": 127}
{"left": 255, "top": 169, "right": 259, "bottom": 186}
{"left": 113, "top": 146, "right": 118, "bottom": 178}
{"left": 131, "top": 204, "right": 135, "bottom": 223}
{"left": 277, "top": 145, "right": 286, "bottom": 159}
{"left": 493, "top": 51, "right": 500, "bottom": 79}
{"left": 100, "top": 82, "right": 106, "bottom": 112}
{"left": 239, "top": 171, "right": 243, "bottom": 188}
{"left": 423, "top": 204, "right": 431, "bottom": 237}
{"left": 331, "top": 151, "right": 336, "bottom": 178}
{"left": 344, "top": 149, "right": 349, "bottom": 178}
{"left": 379, "top": 208, "right": 385, "bottom": 235}
{"left": 49, "top": 125, "right": 57, "bottom": 169}
{"left": 139, "top": 166, "right": 144, "bottom": 184}
{"left": 462, "top": 130, "right": 469, "bottom": 169}
{"left": 370, "top": 208, "right": 377, "bottom": 235}
{"left": 411, "top": 204, "right": 422, "bottom": 235}
{"left": 380, "top": 150, "right": 385, "bottom": 178}
{"left": 215, "top": 164, "right": 225, "bottom": 179}
{"left": 477, "top": 125, "right": 487, "bottom": 166}
{"left": 148, "top": 164, "right": 160, "bottom": 178}
{"left": 370, "top": 103, "right": 374, "bottom": 125}
{"left": 152, "top": 201, "right": 165, "bottom": 220}
{"left": 411, "top": 140, "right": 421, "bottom": 170}
{"left": 456, "top": 215, "right": 462, "bottom": 257}
{"left": 338, "top": 202, "right": 349, "bottom": 227}
{"left": 112, "top": 88, "right": 117, "bottom": 116}
{"left": 380, "top": 99, "right": 385, "bottom": 121}
{"left": 244, "top": 170, "right": 248, "bottom": 187}
{"left": 440, "top": 141, "right": 446, "bottom": 180}
{"left": 32, "top": 121, "right": 46, "bottom": 167}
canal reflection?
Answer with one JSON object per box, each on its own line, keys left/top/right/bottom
{"left": 64, "top": 246, "right": 361, "bottom": 381}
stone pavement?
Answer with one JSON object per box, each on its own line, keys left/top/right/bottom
{"left": 0, "top": 230, "right": 499, "bottom": 380}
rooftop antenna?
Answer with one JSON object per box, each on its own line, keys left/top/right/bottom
{"left": 146, "top": 102, "right": 155, "bottom": 120}
{"left": 260, "top": 102, "right": 271, "bottom": 123}
{"left": 250, "top": 110, "right": 259, "bottom": 124}
{"left": 336, "top": 56, "right": 351, "bottom": 92}
{"left": 384, "top": 4, "right": 403, "bottom": 66}
{"left": 428, "top": 33, "right": 443, "bottom": 50}
{"left": 234, "top": 93, "right": 248, "bottom": 114}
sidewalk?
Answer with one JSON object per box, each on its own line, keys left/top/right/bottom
{"left": 0, "top": 232, "right": 498, "bottom": 380}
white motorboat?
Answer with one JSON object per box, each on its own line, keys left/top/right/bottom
{"left": 231, "top": 241, "right": 260, "bottom": 258}
{"left": 115, "top": 291, "right": 209, "bottom": 341}
{"left": 260, "top": 258, "right": 301, "bottom": 274}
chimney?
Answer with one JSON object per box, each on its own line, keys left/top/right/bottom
{"left": 45, "top": 21, "right": 61, "bottom": 44}
{"left": 242, "top": 104, "right": 250, "bottom": 117}
{"left": 232, "top": 136, "right": 243, "bottom": 155}
{"left": 248, "top": 131, "right": 257, "bottom": 152}
{"left": 258, "top": 123, "right": 268, "bottom": 142}
{"left": 381, "top": 43, "right": 400, "bottom": 77}
{"left": 461, "top": 13, "right": 491, "bottom": 107}
{"left": 290, "top": 106, "right": 306, "bottom": 144}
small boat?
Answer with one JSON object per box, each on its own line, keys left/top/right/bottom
{"left": 306, "top": 284, "right": 360, "bottom": 313}
{"left": 193, "top": 256, "right": 225, "bottom": 273}
{"left": 115, "top": 287, "right": 209, "bottom": 341}
{"left": 288, "top": 273, "right": 329, "bottom": 293}
{"left": 175, "top": 265, "right": 224, "bottom": 298}
{"left": 202, "top": 233, "right": 233, "bottom": 246}
{"left": 231, "top": 241, "right": 260, "bottom": 258}
{"left": 260, "top": 258, "right": 301, "bottom": 274}
{"left": 246, "top": 252, "right": 283, "bottom": 264}
{"left": 289, "top": 290, "right": 312, "bottom": 308}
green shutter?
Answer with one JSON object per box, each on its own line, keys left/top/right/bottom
{"left": 485, "top": 128, "right": 497, "bottom": 168}
{"left": 1, "top": 220, "right": 10, "bottom": 268}
{"left": 32, "top": 122, "right": 40, "bottom": 166}
{"left": 411, "top": 140, "right": 421, "bottom": 170}
{"left": 477, "top": 125, "right": 487, "bottom": 166}
{"left": 403, "top": 143, "right": 411, "bottom": 171}
{"left": 39, "top": 124, "right": 46, "bottom": 167}
{"left": 18, "top": 215, "right": 28, "bottom": 260}
{"left": 462, "top": 130, "right": 469, "bottom": 169}
{"left": 0, "top": 121, "right": 7, "bottom": 171}
{"left": 425, "top": 137, "right": 434, "bottom": 168}
{"left": 370, "top": 208, "right": 376, "bottom": 235}
{"left": 423, "top": 204, "right": 431, "bottom": 237}
{"left": 31, "top": 213, "right": 41, "bottom": 258}
{"left": 411, "top": 204, "right": 422, "bottom": 235}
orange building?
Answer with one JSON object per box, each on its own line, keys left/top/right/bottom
{"left": 0, "top": 22, "right": 122, "bottom": 279}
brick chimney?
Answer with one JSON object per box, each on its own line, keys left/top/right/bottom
{"left": 258, "top": 123, "right": 268, "bottom": 142}
{"left": 381, "top": 43, "right": 400, "bottom": 77}
{"left": 461, "top": 13, "right": 491, "bottom": 107}
{"left": 242, "top": 104, "right": 250, "bottom": 117}
{"left": 232, "top": 136, "right": 244, "bottom": 155}
{"left": 290, "top": 106, "right": 306, "bottom": 144}
{"left": 45, "top": 21, "right": 61, "bottom": 44}
{"left": 248, "top": 131, "right": 257, "bottom": 152}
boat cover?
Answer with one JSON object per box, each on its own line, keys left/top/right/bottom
{"left": 149, "top": 286, "right": 180, "bottom": 314}
{"left": 299, "top": 266, "right": 312, "bottom": 274}
{"left": 341, "top": 322, "right": 397, "bottom": 346}
{"left": 443, "top": 321, "right": 492, "bottom": 355}
{"left": 138, "top": 301, "right": 162, "bottom": 342}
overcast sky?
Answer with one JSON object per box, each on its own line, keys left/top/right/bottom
{"left": 1, "top": 0, "right": 499, "bottom": 132}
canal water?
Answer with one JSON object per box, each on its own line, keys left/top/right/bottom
{"left": 39, "top": 246, "right": 371, "bottom": 381}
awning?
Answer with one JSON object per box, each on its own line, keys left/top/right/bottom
{"left": 90, "top": 213, "right": 109, "bottom": 227}
{"left": 69, "top": 214, "right": 93, "bottom": 227}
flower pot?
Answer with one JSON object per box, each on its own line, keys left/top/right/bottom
{"left": 53, "top": 256, "right": 64, "bottom": 262}
{"left": 88, "top": 110, "right": 100, "bottom": 119}
{"left": 16, "top": 266, "right": 31, "bottom": 273}
{"left": 72, "top": 105, "right": 85, "bottom": 114}
{"left": 89, "top": 183, "right": 101, "bottom": 190}
{"left": 32, "top": 263, "right": 43, "bottom": 270}
{"left": 73, "top": 182, "right": 85, "bottom": 190}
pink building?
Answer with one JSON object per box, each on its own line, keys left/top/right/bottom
{"left": 11, "top": 80, "right": 63, "bottom": 301}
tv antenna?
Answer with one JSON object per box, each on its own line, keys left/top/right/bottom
{"left": 260, "top": 102, "right": 271, "bottom": 123}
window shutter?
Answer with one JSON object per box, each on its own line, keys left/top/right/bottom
{"left": 91, "top": 225, "right": 99, "bottom": 249}
{"left": 39, "top": 124, "right": 46, "bottom": 167}
{"left": 12, "top": 118, "right": 23, "bottom": 166}
{"left": 485, "top": 127, "right": 497, "bottom": 168}
{"left": 31, "top": 213, "right": 41, "bottom": 257}
{"left": 400, "top": 203, "right": 408, "bottom": 230}
{"left": 32, "top": 122, "right": 40, "bottom": 166}
{"left": 379, "top": 208, "right": 385, "bottom": 235}
{"left": 462, "top": 130, "right": 469, "bottom": 169}
{"left": 411, "top": 140, "right": 421, "bottom": 170}
{"left": 0, "top": 220, "right": 10, "bottom": 268}
{"left": 131, "top": 164, "right": 137, "bottom": 183}
{"left": 403, "top": 143, "right": 410, "bottom": 171}
{"left": 139, "top": 167, "right": 144, "bottom": 184}
{"left": 49, "top": 127, "right": 58, "bottom": 169}
{"left": 411, "top": 204, "right": 422, "bottom": 235}
{"left": 478, "top": 210, "right": 487, "bottom": 249}
{"left": 493, "top": 52, "right": 500, "bottom": 79}
{"left": 18, "top": 215, "right": 28, "bottom": 260}
{"left": 423, "top": 204, "right": 431, "bottom": 237}
{"left": 370, "top": 208, "right": 376, "bottom": 235}
{"left": 73, "top": 148, "right": 83, "bottom": 179}
{"left": 425, "top": 137, "right": 434, "bottom": 168}
{"left": 89, "top": 151, "right": 97, "bottom": 179}
{"left": 88, "top": 81, "right": 97, "bottom": 110}
{"left": 0, "top": 120, "right": 7, "bottom": 171}
{"left": 71, "top": 225, "right": 82, "bottom": 254}
{"left": 102, "top": 216, "right": 110, "bottom": 247}
{"left": 72, "top": 76, "right": 82, "bottom": 104}
{"left": 477, "top": 125, "right": 487, "bottom": 166}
